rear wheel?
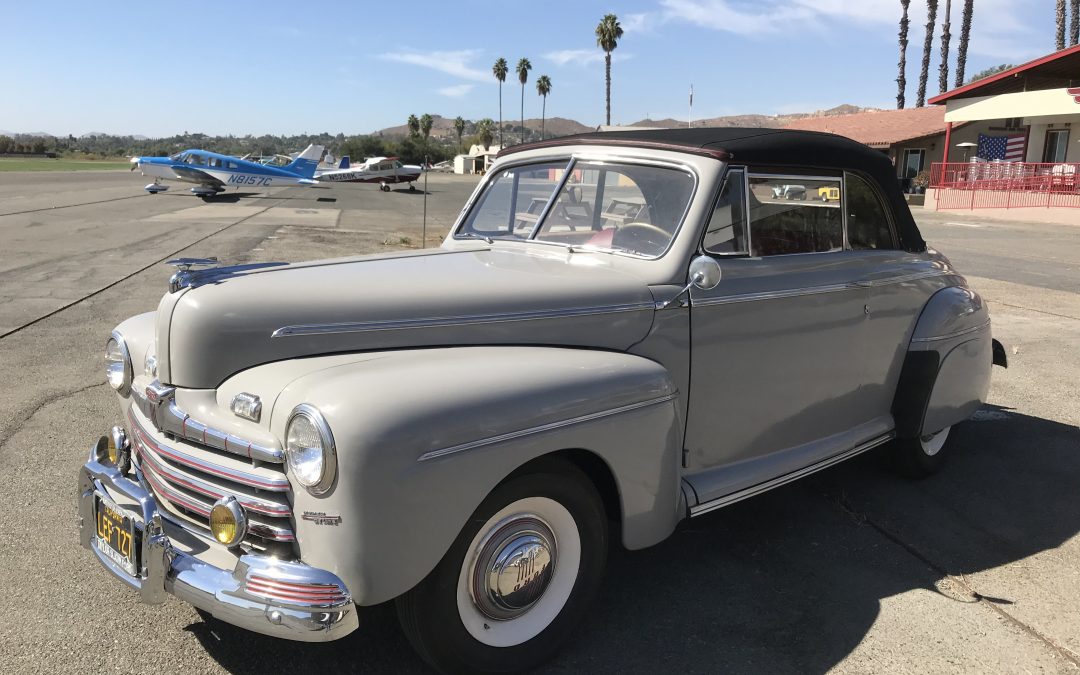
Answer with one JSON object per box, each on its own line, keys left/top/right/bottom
{"left": 396, "top": 462, "right": 607, "bottom": 675}
{"left": 894, "top": 425, "right": 953, "bottom": 478}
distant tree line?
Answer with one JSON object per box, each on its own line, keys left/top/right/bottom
{"left": 0, "top": 126, "right": 518, "bottom": 165}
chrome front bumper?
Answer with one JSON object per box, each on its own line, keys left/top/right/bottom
{"left": 77, "top": 442, "right": 359, "bottom": 642}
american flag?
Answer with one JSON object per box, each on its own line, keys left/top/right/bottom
{"left": 977, "top": 133, "right": 1027, "bottom": 162}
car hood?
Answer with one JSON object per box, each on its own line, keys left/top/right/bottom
{"left": 159, "top": 247, "right": 658, "bottom": 389}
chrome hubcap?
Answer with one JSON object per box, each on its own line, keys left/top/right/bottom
{"left": 470, "top": 515, "right": 557, "bottom": 621}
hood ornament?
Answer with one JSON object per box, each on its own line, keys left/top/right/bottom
{"left": 164, "top": 257, "right": 289, "bottom": 293}
{"left": 167, "top": 257, "right": 220, "bottom": 293}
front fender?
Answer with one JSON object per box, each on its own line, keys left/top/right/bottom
{"left": 250, "top": 346, "right": 680, "bottom": 606}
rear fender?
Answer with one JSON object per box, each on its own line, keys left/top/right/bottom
{"left": 892, "top": 286, "right": 993, "bottom": 438}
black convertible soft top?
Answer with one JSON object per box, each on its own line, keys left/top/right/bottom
{"left": 501, "top": 128, "right": 926, "bottom": 252}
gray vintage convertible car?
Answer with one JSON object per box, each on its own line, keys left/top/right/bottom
{"left": 78, "top": 128, "right": 1006, "bottom": 674}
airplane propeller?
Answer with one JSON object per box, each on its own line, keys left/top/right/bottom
{"left": 129, "top": 156, "right": 140, "bottom": 171}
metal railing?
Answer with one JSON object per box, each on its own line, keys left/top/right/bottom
{"left": 929, "top": 161, "right": 1080, "bottom": 210}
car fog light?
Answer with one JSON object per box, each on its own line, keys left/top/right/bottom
{"left": 285, "top": 404, "right": 337, "bottom": 495}
{"left": 209, "top": 497, "right": 246, "bottom": 547}
{"left": 105, "top": 331, "right": 133, "bottom": 396}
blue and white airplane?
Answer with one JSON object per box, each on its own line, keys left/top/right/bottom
{"left": 130, "top": 144, "right": 325, "bottom": 198}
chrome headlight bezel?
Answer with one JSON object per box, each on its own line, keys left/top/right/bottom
{"left": 105, "top": 330, "right": 133, "bottom": 396}
{"left": 284, "top": 404, "right": 337, "bottom": 495}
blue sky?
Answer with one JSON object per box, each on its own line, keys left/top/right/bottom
{"left": 0, "top": 0, "right": 1063, "bottom": 137}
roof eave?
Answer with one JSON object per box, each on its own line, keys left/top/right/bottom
{"left": 928, "top": 43, "right": 1080, "bottom": 105}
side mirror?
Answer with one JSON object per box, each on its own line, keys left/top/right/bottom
{"left": 688, "top": 255, "right": 722, "bottom": 290}
{"left": 657, "top": 256, "right": 722, "bottom": 310}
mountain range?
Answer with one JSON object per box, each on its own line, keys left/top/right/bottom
{"left": 369, "top": 105, "right": 877, "bottom": 139}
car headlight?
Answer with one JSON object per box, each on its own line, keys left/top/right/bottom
{"left": 105, "top": 331, "right": 133, "bottom": 396}
{"left": 285, "top": 404, "right": 337, "bottom": 495}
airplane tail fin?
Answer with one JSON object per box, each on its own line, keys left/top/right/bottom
{"left": 339, "top": 155, "right": 350, "bottom": 169}
{"left": 285, "top": 144, "right": 325, "bottom": 179}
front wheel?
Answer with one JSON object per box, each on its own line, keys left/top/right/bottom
{"left": 396, "top": 462, "right": 608, "bottom": 674}
{"left": 893, "top": 425, "right": 953, "bottom": 478}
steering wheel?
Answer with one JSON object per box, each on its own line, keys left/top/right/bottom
{"left": 611, "top": 222, "right": 671, "bottom": 256}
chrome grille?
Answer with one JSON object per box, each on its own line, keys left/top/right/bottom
{"left": 128, "top": 408, "right": 295, "bottom": 552}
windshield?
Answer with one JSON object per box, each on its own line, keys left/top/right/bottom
{"left": 457, "top": 159, "right": 695, "bottom": 258}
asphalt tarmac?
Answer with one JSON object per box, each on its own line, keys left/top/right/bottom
{"left": 0, "top": 171, "right": 1077, "bottom": 674}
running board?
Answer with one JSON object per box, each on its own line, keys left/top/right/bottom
{"left": 689, "top": 432, "right": 895, "bottom": 518}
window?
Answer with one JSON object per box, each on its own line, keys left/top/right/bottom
{"left": 702, "top": 168, "right": 748, "bottom": 255}
{"left": 747, "top": 174, "right": 843, "bottom": 256}
{"left": 208, "top": 157, "right": 223, "bottom": 168}
{"left": 460, "top": 162, "right": 566, "bottom": 236}
{"left": 901, "top": 149, "right": 925, "bottom": 179}
{"left": 1044, "top": 129, "right": 1070, "bottom": 163}
{"left": 845, "top": 172, "right": 897, "bottom": 250}
{"left": 457, "top": 160, "right": 695, "bottom": 258}
{"left": 226, "top": 161, "right": 239, "bottom": 169}
{"left": 534, "top": 162, "right": 694, "bottom": 257}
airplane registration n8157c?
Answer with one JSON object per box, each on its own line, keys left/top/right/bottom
{"left": 130, "top": 144, "right": 324, "bottom": 198}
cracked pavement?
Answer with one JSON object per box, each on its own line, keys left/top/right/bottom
{"left": 0, "top": 172, "right": 1077, "bottom": 673}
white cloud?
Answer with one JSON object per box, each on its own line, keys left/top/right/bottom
{"left": 545, "top": 49, "right": 604, "bottom": 66}
{"left": 381, "top": 49, "right": 489, "bottom": 82}
{"left": 438, "top": 84, "right": 475, "bottom": 98}
{"left": 660, "top": 0, "right": 1040, "bottom": 42}
{"left": 622, "top": 12, "right": 653, "bottom": 33}
{"left": 544, "top": 49, "right": 631, "bottom": 67}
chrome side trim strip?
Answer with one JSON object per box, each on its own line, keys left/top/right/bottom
{"left": 910, "top": 320, "right": 991, "bottom": 343}
{"left": 693, "top": 271, "right": 949, "bottom": 307}
{"left": 417, "top": 393, "right": 678, "bottom": 462}
{"left": 272, "top": 302, "right": 656, "bottom": 339}
{"left": 861, "top": 269, "right": 950, "bottom": 288}
{"left": 129, "top": 411, "right": 291, "bottom": 492}
{"left": 688, "top": 432, "right": 895, "bottom": 517}
{"left": 693, "top": 283, "right": 854, "bottom": 307}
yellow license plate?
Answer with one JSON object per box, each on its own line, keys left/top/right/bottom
{"left": 94, "top": 496, "right": 138, "bottom": 577}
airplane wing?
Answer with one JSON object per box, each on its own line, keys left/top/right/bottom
{"left": 171, "top": 165, "right": 224, "bottom": 186}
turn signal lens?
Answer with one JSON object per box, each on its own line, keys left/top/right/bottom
{"left": 106, "top": 438, "right": 120, "bottom": 465}
{"left": 209, "top": 498, "right": 246, "bottom": 547}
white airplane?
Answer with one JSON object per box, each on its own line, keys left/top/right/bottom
{"left": 130, "top": 144, "right": 325, "bottom": 198}
{"left": 315, "top": 156, "right": 423, "bottom": 191}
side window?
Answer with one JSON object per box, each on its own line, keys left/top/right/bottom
{"left": 226, "top": 161, "right": 239, "bottom": 169}
{"left": 845, "top": 172, "right": 898, "bottom": 250}
{"left": 747, "top": 174, "right": 843, "bottom": 256}
{"left": 703, "top": 168, "right": 748, "bottom": 255}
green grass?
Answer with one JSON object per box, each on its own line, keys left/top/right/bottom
{"left": 0, "top": 158, "right": 131, "bottom": 171}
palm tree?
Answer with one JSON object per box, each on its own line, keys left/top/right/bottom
{"left": 476, "top": 119, "right": 495, "bottom": 149}
{"left": 1071, "top": 0, "right": 1079, "bottom": 45}
{"left": 420, "top": 114, "right": 433, "bottom": 141}
{"left": 516, "top": 58, "right": 532, "bottom": 144}
{"left": 955, "top": 0, "right": 974, "bottom": 87}
{"left": 939, "top": 0, "right": 952, "bottom": 94}
{"left": 917, "top": 0, "right": 938, "bottom": 107}
{"left": 492, "top": 58, "right": 508, "bottom": 147}
{"left": 897, "top": 0, "right": 911, "bottom": 109}
{"left": 454, "top": 116, "right": 466, "bottom": 150}
{"left": 1057, "top": 0, "right": 1066, "bottom": 50}
{"left": 596, "top": 14, "right": 624, "bottom": 126}
{"left": 535, "top": 75, "right": 552, "bottom": 140}
{"left": 407, "top": 114, "right": 420, "bottom": 137}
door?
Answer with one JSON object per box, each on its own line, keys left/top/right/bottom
{"left": 684, "top": 170, "right": 885, "bottom": 501}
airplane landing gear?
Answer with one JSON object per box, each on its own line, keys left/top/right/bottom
{"left": 145, "top": 181, "right": 168, "bottom": 194}
{"left": 380, "top": 182, "right": 391, "bottom": 192}
{"left": 408, "top": 183, "right": 416, "bottom": 192}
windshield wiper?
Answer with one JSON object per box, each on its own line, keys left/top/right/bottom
{"left": 458, "top": 232, "right": 494, "bottom": 244}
